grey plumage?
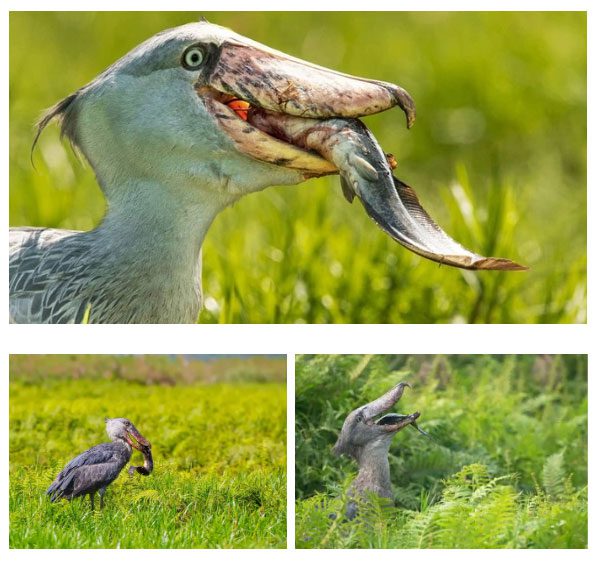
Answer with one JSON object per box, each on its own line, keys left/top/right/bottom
{"left": 10, "top": 228, "right": 94, "bottom": 323}
{"left": 333, "top": 382, "right": 420, "bottom": 520}
{"left": 10, "top": 227, "right": 201, "bottom": 323}
{"left": 47, "top": 442, "right": 132, "bottom": 510}
{"left": 47, "top": 418, "right": 151, "bottom": 510}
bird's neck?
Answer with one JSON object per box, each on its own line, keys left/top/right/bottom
{"left": 86, "top": 177, "right": 234, "bottom": 323}
{"left": 351, "top": 442, "right": 393, "bottom": 500}
{"left": 113, "top": 438, "right": 133, "bottom": 457}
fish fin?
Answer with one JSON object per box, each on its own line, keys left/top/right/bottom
{"left": 340, "top": 176, "right": 356, "bottom": 204}
{"left": 348, "top": 154, "right": 379, "bottom": 181}
{"left": 390, "top": 176, "right": 528, "bottom": 271}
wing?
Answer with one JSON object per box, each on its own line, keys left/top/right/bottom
{"left": 9, "top": 227, "right": 89, "bottom": 323}
{"left": 47, "top": 442, "right": 130, "bottom": 500}
{"left": 51, "top": 443, "right": 124, "bottom": 481}
{"left": 67, "top": 462, "right": 127, "bottom": 499}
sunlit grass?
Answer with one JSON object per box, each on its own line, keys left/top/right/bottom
{"left": 9, "top": 373, "right": 286, "bottom": 548}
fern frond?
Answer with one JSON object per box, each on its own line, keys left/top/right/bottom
{"left": 542, "top": 450, "right": 566, "bottom": 499}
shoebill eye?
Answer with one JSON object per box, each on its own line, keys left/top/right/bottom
{"left": 182, "top": 46, "right": 205, "bottom": 70}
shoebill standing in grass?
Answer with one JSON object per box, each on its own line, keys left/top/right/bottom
{"left": 10, "top": 20, "right": 525, "bottom": 323}
{"left": 47, "top": 418, "right": 152, "bottom": 510}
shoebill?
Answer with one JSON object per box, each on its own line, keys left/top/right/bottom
{"left": 333, "top": 382, "right": 425, "bottom": 519}
{"left": 47, "top": 418, "right": 152, "bottom": 510}
{"left": 10, "top": 21, "right": 525, "bottom": 323}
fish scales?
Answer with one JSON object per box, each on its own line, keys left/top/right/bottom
{"left": 248, "top": 108, "right": 526, "bottom": 271}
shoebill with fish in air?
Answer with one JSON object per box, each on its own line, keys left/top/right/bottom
{"left": 9, "top": 20, "right": 526, "bottom": 323}
{"left": 334, "top": 382, "right": 427, "bottom": 520}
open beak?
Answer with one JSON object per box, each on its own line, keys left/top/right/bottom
{"left": 199, "top": 39, "right": 414, "bottom": 177}
{"left": 126, "top": 424, "right": 151, "bottom": 451}
{"left": 362, "top": 382, "right": 420, "bottom": 433}
{"left": 199, "top": 36, "right": 526, "bottom": 271}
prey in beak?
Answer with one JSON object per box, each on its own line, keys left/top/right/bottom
{"left": 197, "top": 26, "right": 526, "bottom": 271}
{"left": 197, "top": 35, "right": 414, "bottom": 178}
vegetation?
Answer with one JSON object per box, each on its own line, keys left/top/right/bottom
{"left": 295, "top": 354, "right": 587, "bottom": 548}
{"left": 9, "top": 12, "right": 586, "bottom": 323}
{"left": 9, "top": 354, "right": 286, "bottom": 385}
{"left": 10, "top": 355, "right": 286, "bottom": 548}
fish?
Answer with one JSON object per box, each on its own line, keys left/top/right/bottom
{"left": 411, "top": 421, "right": 432, "bottom": 438}
{"left": 376, "top": 411, "right": 432, "bottom": 439}
{"left": 247, "top": 108, "right": 527, "bottom": 271}
{"left": 128, "top": 444, "right": 153, "bottom": 477}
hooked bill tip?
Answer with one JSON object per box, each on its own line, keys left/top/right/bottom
{"left": 404, "top": 105, "right": 416, "bottom": 129}
{"left": 388, "top": 84, "right": 416, "bottom": 129}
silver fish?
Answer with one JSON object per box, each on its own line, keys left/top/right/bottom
{"left": 248, "top": 108, "right": 526, "bottom": 271}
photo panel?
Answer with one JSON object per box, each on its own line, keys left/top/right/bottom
{"left": 9, "top": 354, "right": 287, "bottom": 549}
{"left": 295, "top": 354, "right": 587, "bottom": 549}
{"left": 4, "top": 5, "right": 591, "bottom": 564}
{"left": 9, "top": 11, "right": 586, "bottom": 324}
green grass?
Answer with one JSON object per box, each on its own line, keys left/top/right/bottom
{"left": 295, "top": 354, "right": 587, "bottom": 548}
{"left": 10, "top": 368, "right": 286, "bottom": 548}
{"left": 9, "top": 12, "right": 586, "bottom": 323}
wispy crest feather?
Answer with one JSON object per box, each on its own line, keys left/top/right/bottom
{"left": 31, "top": 92, "right": 82, "bottom": 163}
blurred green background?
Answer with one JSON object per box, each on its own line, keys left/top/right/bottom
{"left": 9, "top": 12, "right": 587, "bottom": 323}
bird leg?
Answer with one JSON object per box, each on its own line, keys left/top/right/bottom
{"left": 99, "top": 487, "right": 106, "bottom": 510}
{"left": 89, "top": 492, "right": 95, "bottom": 511}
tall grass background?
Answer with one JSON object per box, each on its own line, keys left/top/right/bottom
{"left": 9, "top": 355, "right": 287, "bottom": 548}
{"left": 9, "top": 12, "right": 586, "bottom": 323}
{"left": 295, "top": 354, "right": 587, "bottom": 548}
